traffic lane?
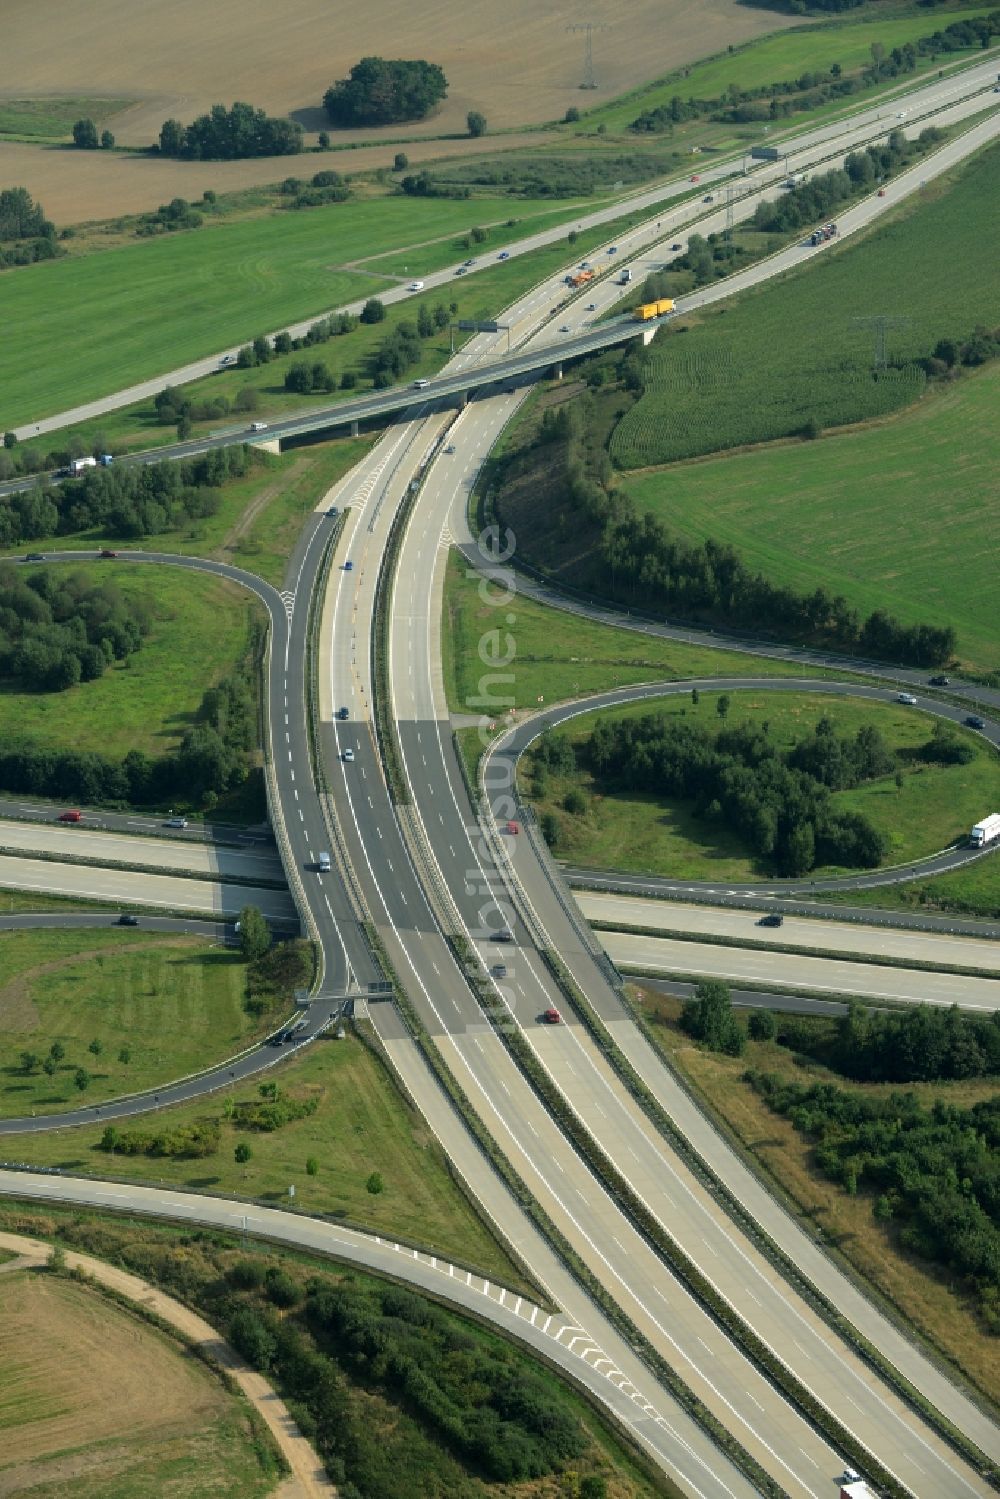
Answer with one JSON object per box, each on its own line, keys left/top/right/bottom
{"left": 565, "top": 872, "right": 1000, "bottom": 937}
{"left": 0, "top": 818, "right": 285, "bottom": 882}
{"left": 576, "top": 894, "right": 1000, "bottom": 973}
{"left": 602, "top": 931, "right": 1000, "bottom": 1011}
{"left": 0, "top": 853, "right": 298, "bottom": 921}
{"left": 0, "top": 912, "right": 236, "bottom": 939}
{"left": 0, "top": 796, "right": 271, "bottom": 847}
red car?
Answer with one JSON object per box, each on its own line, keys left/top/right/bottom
{"left": 690, "top": 174, "right": 700, "bottom": 182}
{"left": 542, "top": 1007, "right": 561, "bottom": 1025}
{"left": 505, "top": 820, "right": 520, "bottom": 835}
{"left": 99, "top": 549, "right": 118, "bottom": 559}
{"left": 58, "top": 809, "right": 83, "bottom": 823}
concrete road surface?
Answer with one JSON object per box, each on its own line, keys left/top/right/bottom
{"left": 0, "top": 852, "right": 297, "bottom": 922}
{"left": 0, "top": 818, "right": 285, "bottom": 883}
{"left": 603, "top": 930, "right": 1000, "bottom": 1010}
{"left": 578, "top": 894, "right": 1000, "bottom": 972}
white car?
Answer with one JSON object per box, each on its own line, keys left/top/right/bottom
{"left": 559, "top": 324, "right": 571, "bottom": 333}
{"left": 408, "top": 280, "right": 424, "bottom": 291}
{"left": 343, "top": 747, "right": 355, "bottom": 762}
{"left": 896, "top": 692, "right": 918, "bottom": 706}
{"left": 248, "top": 421, "right": 268, "bottom": 432}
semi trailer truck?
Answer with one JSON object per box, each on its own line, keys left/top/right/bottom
{"left": 970, "top": 813, "right": 1000, "bottom": 847}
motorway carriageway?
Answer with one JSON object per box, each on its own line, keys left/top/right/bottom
{"left": 0, "top": 852, "right": 297, "bottom": 922}
{"left": 601, "top": 930, "right": 1000, "bottom": 1011}
{"left": 577, "top": 894, "right": 1000, "bottom": 973}
{"left": 0, "top": 818, "right": 285, "bottom": 884}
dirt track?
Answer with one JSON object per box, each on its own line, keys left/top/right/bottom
{"left": 0, "top": 1230, "right": 334, "bottom": 1499}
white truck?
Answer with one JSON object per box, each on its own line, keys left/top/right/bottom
{"left": 970, "top": 812, "right": 1000, "bottom": 848}
{"left": 618, "top": 267, "right": 632, "bottom": 284}
{"left": 69, "top": 456, "right": 97, "bottom": 476}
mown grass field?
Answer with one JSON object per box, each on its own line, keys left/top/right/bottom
{"left": 7, "top": 1033, "right": 526, "bottom": 1286}
{"left": 636, "top": 984, "right": 1000, "bottom": 1406}
{"left": 0, "top": 1272, "right": 277, "bottom": 1498}
{"left": 823, "top": 855, "right": 1000, "bottom": 922}
{"left": 0, "top": 566, "right": 258, "bottom": 758}
{"left": 626, "top": 364, "right": 1000, "bottom": 672}
{"left": 441, "top": 546, "right": 836, "bottom": 716}
{"left": 610, "top": 136, "right": 1000, "bottom": 469}
{"left": 0, "top": 96, "right": 132, "bottom": 140}
{"left": 0, "top": 194, "right": 596, "bottom": 429}
{"left": 528, "top": 690, "right": 999, "bottom": 879}
{"left": 576, "top": 9, "right": 985, "bottom": 136}
{"left": 0, "top": 930, "right": 283, "bottom": 1116}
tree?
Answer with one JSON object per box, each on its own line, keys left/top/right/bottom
{"left": 239, "top": 905, "right": 272, "bottom": 962}
{"left": 716, "top": 694, "right": 730, "bottom": 720}
{"left": 564, "top": 106, "right": 581, "bottom": 123}
{"left": 100, "top": 129, "right": 115, "bottom": 149}
{"left": 360, "top": 297, "right": 386, "bottom": 324}
{"left": 691, "top": 687, "right": 699, "bottom": 706}
{"left": 306, "top": 1156, "right": 319, "bottom": 1176}
{"left": 159, "top": 119, "right": 186, "bottom": 156}
{"left": 366, "top": 1171, "right": 384, "bottom": 1194}
{"left": 748, "top": 1009, "right": 776, "bottom": 1041}
{"left": 118, "top": 1046, "right": 131, "bottom": 1064}
{"left": 681, "top": 981, "right": 745, "bottom": 1055}
{"left": 42, "top": 1056, "right": 57, "bottom": 1077}
{"left": 318, "top": 131, "right": 330, "bottom": 148}
{"left": 72, "top": 118, "right": 99, "bottom": 149}
{"left": 3, "top": 431, "right": 17, "bottom": 449}
{"left": 88, "top": 1038, "right": 104, "bottom": 1058}
{"left": 467, "top": 110, "right": 487, "bottom": 137}
{"left": 49, "top": 1041, "right": 65, "bottom": 1062}
{"left": 235, "top": 1141, "right": 253, "bottom": 1166}
{"left": 74, "top": 1067, "right": 90, "bottom": 1092}
{"left": 20, "top": 1051, "right": 39, "bottom": 1075}
{"left": 393, "top": 151, "right": 409, "bottom": 171}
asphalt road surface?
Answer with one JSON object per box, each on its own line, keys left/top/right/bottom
{"left": 0, "top": 818, "right": 285, "bottom": 883}
{"left": 0, "top": 852, "right": 296, "bottom": 921}
{"left": 577, "top": 894, "right": 1000, "bottom": 972}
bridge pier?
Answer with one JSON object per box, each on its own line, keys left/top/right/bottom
{"left": 459, "top": 389, "right": 469, "bottom": 409}
{"left": 641, "top": 326, "right": 658, "bottom": 347}
{"left": 553, "top": 361, "right": 563, "bottom": 380}
{"left": 350, "top": 419, "right": 359, "bottom": 437}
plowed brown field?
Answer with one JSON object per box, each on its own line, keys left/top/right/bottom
{"left": 1, "top": 0, "right": 795, "bottom": 220}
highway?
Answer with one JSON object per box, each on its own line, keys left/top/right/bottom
{"left": 4, "top": 61, "right": 1000, "bottom": 1497}
{"left": 602, "top": 931, "right": 1000, "bottom": 1011}
{"left": 577, "top": 894, "right": 1000, "bottom": 972}
{"left": 0, "top": 817, "right": 285, "bottom": 883}
{"left": 0, "top": 850, "right": 295, "bottom": 920}
{"left": 307, "top": 121, "right": 1000, "bottom": 1489}
{"left": 2, "top": 57, "right": 997, "bottom": 502}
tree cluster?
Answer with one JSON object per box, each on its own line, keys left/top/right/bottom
{"left": 136, "top": 195, "right": 204, "bottom": 236}
{"left": 0, "top": 568, "right": 150, "bottom": 692}
{"left": 527, "top": 399, "right": 956, "bottom": 666}
{"left": 72, "top": 118, "right": 114, "bottom": 149}
{"left": 278, "top": 170, "right": 350, "bottom": 209}
{"left": 746, "top": 1071, "right": 1000, "bottom": 1328}
{"left": 323, "top": 58, "right": 448, "bottom": 128}
{"left": 0, "top": 186, "right": 60, "bottom": 270}
{"left": 584, "top": 710, "right": 894, "bottom": 874}
{"left": 99, "top": 1118, "right": 220, "bottom": 1158}
{"left": 406, "top": 149, "right": 675, "bottom": 199}
{"left": 158, "top": 102, "right": 303, "bottom": 160}
{"left": 777, "top": 999, "right": 1000, "bottom": 1083}
{"left": 923, "top": 323, "right": 1000, "bottom": 379}
{"left": 751, "top": 128, "right": 942, "bottom": 234}
{"left": 232, "top": 1091, "right": 318, "bottom": 1131}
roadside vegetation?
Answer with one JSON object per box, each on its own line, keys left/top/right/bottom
{"left": 6, "top": 1030, "right": 529, "bottom": 1287}
{"left": 0, "top": 929, "right": 294, "bottom": 1115}
{"left": 0, "top": 1268, "right": 282, "bottom": 1497}
{"left": 523, "top": 691, "right": 998, "bottom": 878}
{"left": 822, "top": 856, "right": 1000, "bottom": 921}
{"left": 0, "top": 1204, "right": 669, "bottom": 1499}
{"left": 633, "top": 983, "right": 1000, "bottom": 1403}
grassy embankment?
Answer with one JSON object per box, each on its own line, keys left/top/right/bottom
{"left": 0, "top": 96, "right": 134, "bottom": 141}
{"left": 0, "top": 566, "right": 258, "bottom": 760}
{"left": 523, "top": 689, "right": 999, "bottom": 879}
{"left": 574, "top": 8, "right": 991, "bottom": 137}
{"left": 0, "top": 930, "right": 286, "bottom": 1116}
{"left": 0, "top": 192, "right": 618, "bottom": 432}
{"left": 4, "top": 1033, "right": 528, "bottom": 1287}
{"left": 634, "top": 983, "right": 1000, "bottom": 1404}
{"left": 0, "top": 1270, "right": 281, "bottom": 1498}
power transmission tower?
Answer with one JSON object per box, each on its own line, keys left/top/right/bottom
{"left": 567, "top": 23, "right": 608, "bottom": 90}
{"left": 851, "top": 314, "right": 911, "bottom": 370}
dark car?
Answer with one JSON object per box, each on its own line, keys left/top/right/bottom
{"left": 670, "top": 242, "right": 682, "bottom": 251}
{"left": 24, "top": 552, "right": 45, "bottom": 562}
{"left": 928, "top": 674, "right": 950, "bottom": 686}
{"left": 99, "top": 549, "right": 118, "bottom": 559}
{"left": 965, "top": 714, "right": 986, "bottom": 730}
{"left": 327, "top": 505, "right": 339, "bottom": 517}
{"left": 758, "top": 913, "right": 784, "bottom": 928}
{"left": 493, "top": 929, "right": 514, "bottom": 943}
{"left": 337, "top": 706, "right": 349, "bottom": 720}
{"left": 118, "top": 913, "right": 139, "bottom": 926}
